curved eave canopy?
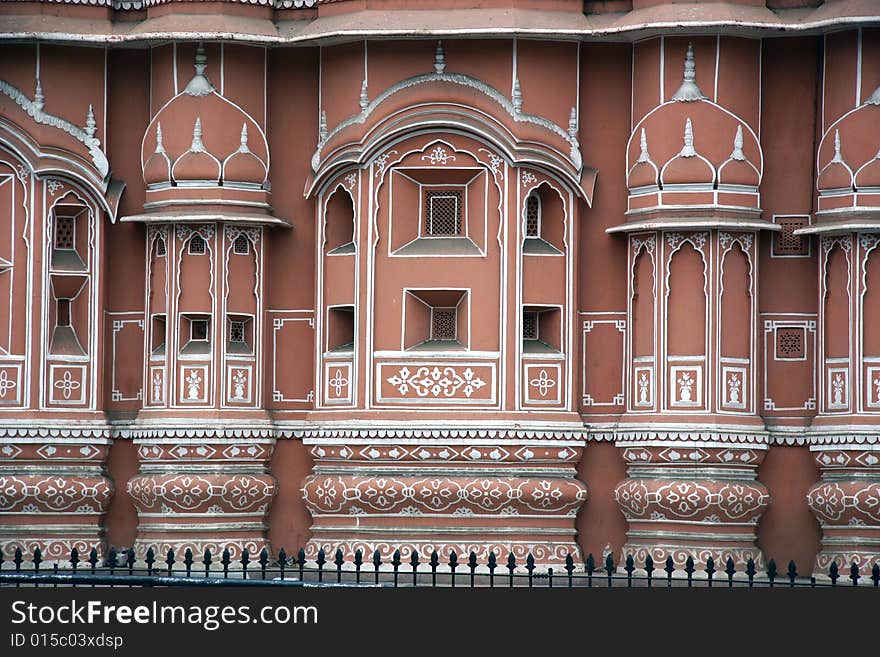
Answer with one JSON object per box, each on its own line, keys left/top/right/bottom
{"left": 118, "top": 209, "right": 291, "bottom": 227}
{"left": 0, "top": 120, "right": 124, "bottom": 222}
{"left": 607, "top": 214, "right": 779, "bottom": 234}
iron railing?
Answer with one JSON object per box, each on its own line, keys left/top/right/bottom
{"left": 1, "top": 546, "right": 879, "bottom": 588}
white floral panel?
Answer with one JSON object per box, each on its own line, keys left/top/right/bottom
{"left": 323, "top": 361, "right": 352, "bottom": 405}
{"left": 48, "top": 364, "right": 87, "bottom": 406}
{"left": 179, "top": 365, "right": 209, "bottom": 405}
{"left": 524, "top": 363, "right": 562, "bottom": 405}
{"left": 669, "top": 365, "right": 702, "bottom": 408}
{"left": 226, "top": 364, "right": 253, "bottom": 405}
{"left": 0, "top": 363, "right": 22, "bottom": 406}
{"left": 721, "top": 366, "right": 747, "bottom": 410}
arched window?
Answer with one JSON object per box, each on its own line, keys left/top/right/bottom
{"left": 525, "top": 193, "right": 541, "bottom": 238}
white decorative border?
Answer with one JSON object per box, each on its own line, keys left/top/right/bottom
{"left": 270, "top": 313, "right": 315, "bottom": 404}
{"left": 323, "top": 361, "right": 353, "bottom": 406}
{"left": 827, "top": 367, "right": 849, "bottom": 411}
{"left": 110, "top": 317, "right": 144, "bottom": 402}
{"left": 524, "top": 363, "right": 562, "bottom": 406}
{"left": 226, "top": 364, "right": 253, "bottom": 405}
{"left": 632, "top": 365, "right": 654, "bottom": 408}
{"left": 762, "top": 318, "right": 817, "bottom": 412}
{"left": 48, "top": 363, "right": 86, "bottom": 406}
{"left": 375, "top": 361, "right": 497, "bottom": 407}
{"left": 721, "top": 365, "right": 747, "bottom": 410}
{"left": 669, "top": 365, "right": 702, "bottom": 408}
{"left": 148, "top": 365, "right": 165, "bottom": 406}
{"left": 581, "top": 317, "right": 625, "bottom": 407}
{"left": 178, "top": 364, "right": 209, "bottom": 405}
{"left": 0, "top": 362, "right": 22, "bottom": 406}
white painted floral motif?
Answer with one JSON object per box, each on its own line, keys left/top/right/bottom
{"left": 345, "top": 172, "right": 357, "bottom": 189}
{"left": 529, "top": 369, "right": 556, "bottom": 397}
{"left": 832, "top": 373, "right": 846, "bottom": 406}
{"left": 54, "top": 371, "right": 81, "bottom": 400}
{"left": 638, "top": 372, "right": 650, "bottom": 404}
{"left": 727, "top": 372, "right": 741, "bottom": 405}
{"left": 152, "top": 371, "right": 162, "bottom": 403}
{"left": 232, "top": 369, "right": 247, "bottom": 400}
{"left": 521, "top": 171, "right": 537, "bottom": 188}
{"left": 421, "top": 145, "right": 456, "bottom": 165}
{"left": 0, "top": 370, "right": 16, "bottom": 399}
{"left": 477, "top": 148, "right": 504, "bottom": 178}
{"left": 327, "top": 369, "right": 348, "bottom": 397}
{"left": 185, "top": 371, "right": 202, "bottom": 400}
{"left": 46, "top": 179, "right": 62, "bottom": 196}
{"left": 386, "top": 366, "right": 487, "bottom": 398}
{"left": 677, "top": 372, "right": 694, "bottom": 402}
{"left": 374, "top": 150, "right": 397, "bottom": 178}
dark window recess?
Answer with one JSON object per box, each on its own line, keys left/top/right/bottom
{"left": 55, "top": 216, "right": 74, "bottom": 249}
{"left": 523, "top": 311, "right": 539, "bottom": 340}
{"left": 229, "top": 320, "right": 246, "bottom": 343}
{"left": 424, "top": 191, "right": 462, "bottom": 236}
{"left": 773, "top": 217, "right": 809, "bottom": 256}
{"left": 188, "top": 235, "right": 206, "bottom": 255}
{"left": 525, "top": 194, "right": 540, "bottom": 238}
{"left": 191, "top": 319, "right": 209, "bottom": 341}
{"left": 233, "top": 234, "right": 250, "bottom": 255}
{"left": 156, "top": 236, "right": 166, "bottom": 257}
{"left": 57, "top": 299, "right": 71, "bottom": 327}
{"left": 431, "top": 308, "right": 457, "bottom": 340}
{"left": 776, "top": 327, "right": 805, "bottom": 359}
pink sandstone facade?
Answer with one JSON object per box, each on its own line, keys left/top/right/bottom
{"left": 0, "top": 0, "right": 879, "bottom": 574}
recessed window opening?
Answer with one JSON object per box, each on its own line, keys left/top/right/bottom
{"left": 424, "top": 191, "right": 462, "bottom": 236}
{"left": 188, "top": 234, "right": 206, "bottom": 255}
{"left": 156, "top": 236, "right": 167, "bottom": 257}
{"left": 229, "top": 320, "right": 246, "bottom": 344}
{"left": 191, "top": 319, "right": 209, "bottom": 341}
{"left": 523, "top": 310, "right": 539, "bottom": 340}
{"left": 233, "top": 233, "right": 250, "bottom": 255}
{"left": 525, "top": 193, "right": 541, "bottom": 238}
{"left": 55, "top": 216, "right": 74, "bottom": 250}
{"left": 431, "top": 307, "right": 457, "bottom": 341}
{"left": 57, "top": 299, "right": 71, "bottom": 327}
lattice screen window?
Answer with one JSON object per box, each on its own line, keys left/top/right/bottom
{"left": 55, "top": 216, "right": 74, "bottom": 249}
{"left": 523, "top": 311, "right": 539, "bottom": 340}
{"left": 776, "top": 327, "right": 805, "bottom": 359}
{"left": 431, "top": 308, "right": 457, "bottom": 341}
{"left": 525, "top": 194, "right": 541, "bottom": 238}
{"left": 773, "top": 217, "right": 810, "bottom": 257}
{"left": 188, "top": 235, "right": 206, "bottom": 255}
{"left": 156, "top": 236, "right": 166, "bottom": 257}
{"left": 233, "top": 233, "right": 250, "bottom": 255}
{"left": 424, "top": 191, "right": 462, "bottom": 236}
{"left": 229, "top": 320, "right": 246, "bottom": 344}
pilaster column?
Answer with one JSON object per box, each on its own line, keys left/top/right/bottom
{"left": 127, "top": 435, "right": 276, "bottom": 559}
{"left": 807, "top": 445, "right": 880, "bottom": 571}
{"left": 0, "top": 431, "right": 113, "bottom": 560}
{"left": 614, "top": 437, "right": 769, "bottom": 567}
{"left": 301, "top": 433, "right": 587, "bottom": 567}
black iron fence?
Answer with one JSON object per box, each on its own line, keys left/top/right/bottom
{"left": 1, "top": 546, "right": 879, "bottom": 588}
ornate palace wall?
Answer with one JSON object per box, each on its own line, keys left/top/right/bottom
{"left": 0, "top": 0, "right": 878, "bottom": 574}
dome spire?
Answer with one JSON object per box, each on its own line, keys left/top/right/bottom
{"left": 637, "top": 128, "right": 651, "bottom": 163}
{"left": 154, "top": 123, "right": 166, "bottom": 153}
{"left": 671, "top": 43, "right": 707, "bottom": 102}
{"left": 183, "top": 43, "right": 215, "bottom": 97}
{"left": 238, "top": 123, "right": 251, "bottom": 153}
{"left": 680, "top": 118, "right": 696, "bottom": 157}
{"left": 730, "top": 125, "right": 746, "bottom": 161}
{"left": 190, "top": 117, "right": 206, "bottom": 153}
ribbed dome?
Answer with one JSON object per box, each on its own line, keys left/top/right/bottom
{"left": 717, "top": 126, "right": 760, "bottom": 187}
{"left": 141, "top": 44, "right": 269, "bottom": 190}
{"left": 817, "top": 130, "right": 854, "bottom": 191}
{"left": 854, "top": 152, "right": 880, "bottom": 189}
{"left": 660, "top": 118, "right": 715, "bottom": 187}
{"left": 222, "top": 124, "right": 268, "bottom": 186}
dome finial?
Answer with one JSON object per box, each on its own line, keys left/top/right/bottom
{"left": 319, "top": 110, "right": 328, "bottom": 144}
{"left": 84, "top": 104, "right": 97, "bottom": 139}
{"left": 190, "top": 117, "right": 206, "bottom": 153}
{"left": 680, "top": 118, "right": 696, "bottom": 157}
{"left": 637, "top": 127, "right": 651, "bottom": 163}
{"left": 832, "top": 129, "right": 844, "bottom": 163}
{"left": 183, "top": 43, "right": 215, "bottom": 97}
{"left": 434, "top": 41, "right": 446, "bottom": 74}
{"left": 238, "top": 123, "right": 251, "bottom": 153}
{"left": 730, "top": 125, "right": 746, "bottom": 161}
{"left": 155, "top": 123, "right": 165, "bottom": 154}
{"left": 671, "top": 43, "right": 707, "bottom": 102}
{"left": 512, "top": 77, "right": 523, "bottom": 114}
{"left": 568, "top": 107, "right": 578, "bottom": 139}
{"left": 34, "top": 77, "right": 44, "bottom": 113}
{"left": 359, "top": 79, "right": 369, "bottom": 111}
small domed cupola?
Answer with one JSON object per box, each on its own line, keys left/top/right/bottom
{"left": 222, "top": 123, "right": 268, "bottom": 188}
{"left": 854, "top": 148, "right": 880, "bottom": 190}
{"left": 817, "top": 130, "right": 854, "bottom": 192}
{"left": 171, "top": 118, "right": 222, "bottom": 186}
{"left": 143, "top": 122, "right": 172, "bottom": 187}
{"left": 627, "top": 128, "right": 659, "bottom": 190}
{"left": 660, "top": 118, "right": 715, "bottom": 187}
{"left": 717, "top": 125, "right": 760, "bottom": 188}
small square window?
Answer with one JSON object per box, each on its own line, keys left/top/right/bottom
{"left": 233, "top": 234, "right": 250, "bottom": 255}
{"left": 57, "top": 299, "right": 71, "bottom": 327}
{"left": 424, "top": 191, "right": 462, "bottom": 236}
{"left": 190, "top": 319, "right": 209, "bottom": 342}
{"left": 188, "top": 235, "right": 206, "bottom": 255}
{"left": 156, "top": 236, "right": 166, "bottom": 257}
{"left": 431, "top": 308, "right": 457, "bottom": 341}
{"left": 55, "top": 216, "right": 74, "bottom": 250}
